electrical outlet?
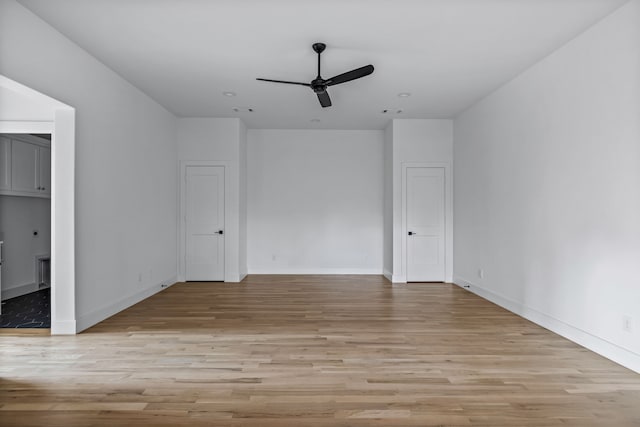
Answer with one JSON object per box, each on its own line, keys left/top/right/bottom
{"left": 478, "top": 269, "right": 484, "bottom": 279}
{"left": 623, "top": 315, "right": 632, "bottom": 333}
{"left": 138, "top": 273, "right": 142, "bottom": 283}
{"left": 272, "top": 255, "right": 276, "bottom": 261}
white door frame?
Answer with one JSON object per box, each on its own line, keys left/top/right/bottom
{"left": 401, "top": 162, "right": 453, "bottom": 283}
{"left": 0, "top": 76, "right": 76, "bottom": 334}
{"left": 179, "top": 161, "right": 229, "bottom": 282}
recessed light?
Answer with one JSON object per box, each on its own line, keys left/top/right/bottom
{"left": 397, "top": 92, "right": 411, "bottom": 98}
{"left": 381, "top": 109, "right": 403, "bottom": 114}
{"left": 223, "top": 91, "right": 236, "bottom": 97}
{"left": 232, "top": 107, "right": 254, "bottom": 112}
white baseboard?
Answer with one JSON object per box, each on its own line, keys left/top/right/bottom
{"left": 247, "top": 268, "right": 383, "bottom": 275}
{"left": 51, "top": 319, "right": 76, "bottom": 335}
{"left": 225, "top": 272, "right": 243, "bottom": 282}
{"left": 1, "top": 282, "right": 40, "bottom": 300}
{"left": 178, "top": 273, "right": 247, "bottom": 282}
{"left": 453, "top": 276, "right": 640, "bottom": 374}
{"left": 383, "top": 269, "right": 392, "bottom": 282}
{"left": 76, "top": 276, "right": 177, "bottom": 333}
{"left": 392, "top": 274, "right": 406, "bottom": 283}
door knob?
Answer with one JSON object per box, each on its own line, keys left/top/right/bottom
{"left": 217, "top": 230, "right": 224, "bottom": 235}
{"left": 408, "top": 231, "right": 415, "bottom": 235}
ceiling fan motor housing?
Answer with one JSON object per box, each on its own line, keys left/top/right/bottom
{"left": 311, "top": 78, "right": 327, "bottom": 93}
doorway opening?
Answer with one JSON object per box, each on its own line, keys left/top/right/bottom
{"left": 0, "top": 75, "right": 76, "bottom": 334}
{"left": 0, "top": 133, "right": 52, "bottom": 328}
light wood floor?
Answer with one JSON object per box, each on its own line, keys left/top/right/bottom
{"left": 1, "top": 275, "right": 639, "bottom": 426}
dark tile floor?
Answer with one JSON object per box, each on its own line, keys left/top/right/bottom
{"left": 0, "top": 288, "right": 50, "bottom": 328}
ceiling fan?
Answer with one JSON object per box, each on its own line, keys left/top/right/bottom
{"left": 257, "top": 43, "right": 374, "bottom": 108}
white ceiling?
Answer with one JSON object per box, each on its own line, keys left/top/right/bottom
{"left": 19, "top": 0, "right": 627, "bottom": 129}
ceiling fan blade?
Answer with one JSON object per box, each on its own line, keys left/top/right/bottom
{"left": 326, "top": 64, "right": 374, "bottom": 86}
{"left": 256, "top": 78, "right": 310, "bottom": 87}
{"left": 317, "top": 91, "right": 332, "bottom": 108}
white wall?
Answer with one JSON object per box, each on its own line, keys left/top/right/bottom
{"left": 177, "top": 118, "right": 243, "bottom": 161}
{"left": 0, "top": 196, "right": 50, "bottom": 297}
{"left": 1, "top": 0, "right": 178, "bottom": 331}
{"left": 454, "top": 0, "right": 640, "bottom": 372}
{"left": 383, "top": 121, "right": 393, "bottom": 280}
{"left": 176, "top": 117, "right": 246, "bottom": 282}
{"left": 391, "top": 119, "right": 454, "bottom": 282}
{"left": 239, "top": 121, "right": 248, "bottom": 279}
{"left": 0, "top": 86, "right": 55, "bottom": 121}
{"left": 247, "top": 129, "right": 384, "bottom": 274}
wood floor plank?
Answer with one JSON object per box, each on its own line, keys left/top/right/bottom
{"left": 1, "top": 275, "right": 639, "bottom": 426}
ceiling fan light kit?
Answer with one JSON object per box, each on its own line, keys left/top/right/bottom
{"left": 257, "top": 42, "right": 374, "bottom": 108}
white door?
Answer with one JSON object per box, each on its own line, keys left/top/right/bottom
{"left": 185, "top": 166, "right": 225, "bottom": 281}
{"left": 406, "top": 167, "right": 445, "bottom": 282}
